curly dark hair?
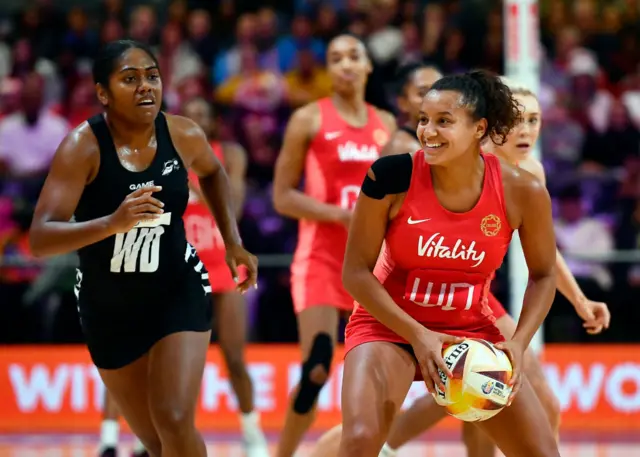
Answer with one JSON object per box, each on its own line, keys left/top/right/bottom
{"left": 430, "top": 69, "right": 522, "bottom": 145}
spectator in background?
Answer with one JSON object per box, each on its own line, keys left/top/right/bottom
{"left": 421, "top": 3, "right": 446, "bottom": 61}
{"left": 156, "top": 22, "right": 203, "bottom": 112}
{"left": 212, "top": 13, "right": 258, "bottom": 86}
{"left": 433, "top": 27, "right": 468, "bottom": 74}
{"left": 62, "top": 7, "right": 98, "bottom": 60}
{"left": 12, "top": 4, "right": 62, "bottom": 60}
{"left": 398, "top": 21, "right": 422, "bottom": 65}
{"left": 98, "top": 0, "right": 125, "bottom": 24}
{"left": 128, "top": 5, "right": 158, "bottom": 46}
{"left": 0, "top": 72, "right": 68, "bottom": 200}
{"left": 0, "top": 21, "right": 11, "bottom": 80}
{"left": 552, "top": 185, "right": 613, "bottom": 341}
{"left": 215, "top": 45, "right": 288, "bottom": 185}
{"left": 10, "top": 39, "right": 38, "bottom": 79}
{"left": 581, "top": 100, "right": 639, "bottom": 172}
{"left": 277, "top": 14, "right": 325, "bottom": 72}
{"left": 540, "top": 103, "right": 585, "bottom": 167}
{"left": 100, "top": 18, "right": 124, "bottom": 45}
{"left": 365, "top": 0, "right": 403, "bottom": 69}
{"left": 187, "top": 9, "right": 217, "bottom": 68}
{"left": 315, "top": 5, "right": 341, "bottom": 44}
{"left": 255, "top": 8, "right": 282, "bottom": 74}
{"left": 0, "top": 78, "right": 22, "bottom": 120}
{"left": 284, "top": 48, "right": 331, "bottom": 108}
{"left": 166, "top": 0, "right": 188, "bottom": 27}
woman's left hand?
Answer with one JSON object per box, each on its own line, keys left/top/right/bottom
{"left": 225, "top": 243, "right": 258, "bottom": 294}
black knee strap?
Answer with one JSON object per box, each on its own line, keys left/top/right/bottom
{"left": 293, "top": 333, "right": 333, "bottom": 414}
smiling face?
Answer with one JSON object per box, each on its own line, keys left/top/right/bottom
{"left": 96, "top": 47, "right": 162, "bottom": 125}
{"left": 492, "top": 93, "right": 541, "bottom": 161}
{"left": 415, "top": 89, "right": 487, "bottom": 165}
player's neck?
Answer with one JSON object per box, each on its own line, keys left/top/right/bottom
{"left": 331, "top": 91, "right": 367, "bottom": 116}
{"left": 430, "top": 151, "right": 484, "bottom": 193}
{"left": 104, "top": 112, "right": 155, "bottom": 149}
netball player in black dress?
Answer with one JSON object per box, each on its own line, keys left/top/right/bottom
{"left": 29, "top": 40, "right": 258, "bottom": 457}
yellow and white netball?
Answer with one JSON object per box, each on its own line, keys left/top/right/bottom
{"left": 433, "top": 338, "right": 513, "bottom": 422}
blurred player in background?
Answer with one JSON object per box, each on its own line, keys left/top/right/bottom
{"left": 182, "top": 96, "right": 269, "bottom": 457}
{"left": 272, "top": 34, "right": 396, "bottom": 457}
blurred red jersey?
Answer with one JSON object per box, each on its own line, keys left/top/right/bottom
{"left": 291, "top": 98, "right": 390, "bottom": 313}
{"left": 183, "top": 141, "right": 238, "bottom": 293}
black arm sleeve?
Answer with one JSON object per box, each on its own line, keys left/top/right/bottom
{"left": 361, "top": 153, "right": 413, "bottom": 200}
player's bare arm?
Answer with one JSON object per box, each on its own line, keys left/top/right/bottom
{"left": 273, "top": 103, "right": 349, "bottom": 224}
{"left": 30, "top": 123, "right": 162, "bottom": 257}
{"left": 342, "top": 166, "right": 423, "bottom": 342}
{"left": 221, "top": 142, "right": 248, "bottom": 220}
{"left": 503, "top": 165, "right": 557, "bottom": 349}
{"left": 167, "top": 113, "right": 241, "bottom": 247}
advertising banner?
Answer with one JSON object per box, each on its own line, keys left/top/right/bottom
{"left": 0, "top": 345, "right": 638, "bottom": 432}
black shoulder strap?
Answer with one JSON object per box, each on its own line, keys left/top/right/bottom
{"left": 87, "top": 114, "right": 118, "bottom": 168}
{"left": 87, "top": 114, "right": 112, "bottom": 152}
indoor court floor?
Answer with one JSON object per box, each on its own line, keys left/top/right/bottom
{"left": 0, "top": 433, "right": 637, "bottom": 457}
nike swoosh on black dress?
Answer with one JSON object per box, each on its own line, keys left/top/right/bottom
{"left": 73, "top": 112, "right": 212, "bottom": 369}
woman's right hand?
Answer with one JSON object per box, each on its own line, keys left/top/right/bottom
{"left": 108, "top": 186, "right": 164, "bottom": 233}
{"left": 410, "top": 328, "right": 464, "bottom": 394}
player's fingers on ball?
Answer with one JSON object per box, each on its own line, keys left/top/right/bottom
{"left": 426, "top": 359, "right": 442, "bottom": 392}
{"left": 422, "top": 365, "right": 436, "bottom": 394}
{"left": 434, "top": 354, "right": 452, "bottom": 379}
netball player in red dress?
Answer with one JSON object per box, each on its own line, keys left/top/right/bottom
{"left": 339, "top": 70, "right": 561, "bottom": 457}
{"left": 369, "top": 78, "right": 612, "bottom": 457}
{"left": 181, "top": 97, "right": 269, "bottom": 457}
{"left": 272, "top": 34, "right": 396, "bottom": 457}
{"left": 312, "top": 70, "right": 612, "bottom": 457}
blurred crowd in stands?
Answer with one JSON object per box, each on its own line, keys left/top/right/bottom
{"left": 0, "top": 0, "right": 639, "bottom": 345}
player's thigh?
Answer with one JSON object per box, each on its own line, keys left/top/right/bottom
{"left": 215, "top": 291, "right": 248, "bottom": 349}
{"left": 475, "top": 378, "right": 560, "bottom": 457}
{"left": 147, "top": 331, "right": 211, "bottom": 427}
{"left": 98, "top": 354, "right": 160, "bottom": 447}
{"left": 341, "top": 342, "right": 416, "bottom": 447}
